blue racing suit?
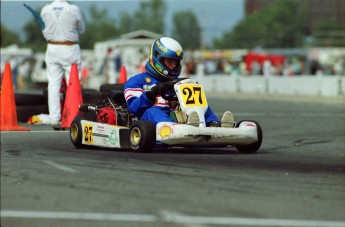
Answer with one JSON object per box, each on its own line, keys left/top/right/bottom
{"left": 124, "top": 72, "right": 219, "bottom": 126}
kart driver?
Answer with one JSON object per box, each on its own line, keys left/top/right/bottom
{"left": 124, "top": 37, "right": 233, "bottom": 127}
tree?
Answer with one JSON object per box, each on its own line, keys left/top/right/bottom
{"left": 313, "top": 19, "right": 345, "bottom": 47}
{"left": 133, "top": 0, "right": 166, "bottom": 34}
{"left": 118, "top": 12, "right": 135, "bottom": 35}
{"left": 1, "top": 23, "right": 22, "bottom": 47}
{"left": 22, "top": 19, "right": 46, "bottom": 52}
{"left": 80, "top": 5, "right": 119, "bottom": 49}
{"left": 213, "top": 0, "right": 306, "bottom": 49}
{"left": 171, "top": 11, "right": 201, "bottom": 49}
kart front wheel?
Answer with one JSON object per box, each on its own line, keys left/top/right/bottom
{"left": 70, "top": 116, "right": 85, "bottom": 149}
{"left": 236, "top": 120, "right": 262, "bottom": 153}
{"left": 129, "top": 121, "right": 156, "bottom": 152}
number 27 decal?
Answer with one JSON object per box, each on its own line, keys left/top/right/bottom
{"left": 83, "top": 124, "right": 93, "bottom": 144}
{"left": 179, "top": 84, "right": 207, "bottom": 106}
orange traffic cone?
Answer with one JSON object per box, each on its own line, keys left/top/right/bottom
{"left": 0, "top": 63, "right": 30, "bottom": 131}
{"left": 60, "top": 63, "right": 83, "bottom": 128}
{"left": 141, "top": 65, "right": 146, "bottom": 73}
{"left": 118, "top": 65, "right": 127, "bottom": 84}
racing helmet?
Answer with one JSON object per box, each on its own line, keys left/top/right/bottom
{"left": 145, "top": 37, "right": 184, "bottom": 81}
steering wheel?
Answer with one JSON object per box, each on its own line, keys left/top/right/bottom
{"left": 162, "top": 77, "right": 188, "bottom": 101}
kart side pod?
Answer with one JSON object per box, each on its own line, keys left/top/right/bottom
{"left": 70, "top": 116, "right": 130, "bottom": 149}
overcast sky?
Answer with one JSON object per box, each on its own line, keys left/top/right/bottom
{"left": 1, "top": 0, "right": 244, "bottom": 45}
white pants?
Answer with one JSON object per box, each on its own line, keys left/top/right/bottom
{"left": 45, "top": 44, "right": 81, "bottom": 123}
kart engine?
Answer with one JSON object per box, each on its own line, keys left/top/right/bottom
{"left": 96, "top": 106, "right": 129, "bottom": 126}
{"left": 96, "top": 107, "right": 116, "bottom": 125}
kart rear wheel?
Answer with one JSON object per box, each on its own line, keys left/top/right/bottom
{"left": 236, "top": 120, "right": 262, "bottom": 153}
{"left": 70, "top": 116, "right": 85, "bottom": 149}
{"left": 100, "top": 83, "right": 124, "bottom": 92}
{"left": 129, "top": 121, "right": 156, "bottom": 152}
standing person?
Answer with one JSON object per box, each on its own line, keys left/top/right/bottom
{"left": 124, "top": 37, "right": 234, "bottom": 127}
{"left": 9, "top": 55, "right": 19, "bottom": 89}
{"left": 41, "top": 0, "right": 85, "bottom": 125}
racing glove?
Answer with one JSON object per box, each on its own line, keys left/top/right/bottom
{"left": 146, "top": 81, "right": 174, "bottom": 101}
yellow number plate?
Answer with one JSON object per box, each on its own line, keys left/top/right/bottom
{"left": 179, "top": 84, "right": 207, "bottom": 107}
{"left": 83, "top": 124, "right": 93, "bottom": 144}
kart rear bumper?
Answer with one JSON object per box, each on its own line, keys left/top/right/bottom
{"left": 80, "top": 120, "right": 130, "bottom": 149}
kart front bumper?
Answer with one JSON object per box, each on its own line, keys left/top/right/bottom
{"left": 156, "top": 122, "right": 259, "bottom": 146}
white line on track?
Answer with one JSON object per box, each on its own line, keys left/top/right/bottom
{"left": 43, "top": 160, "right": 77, "bottom": 173}
{"left": 1, "top": 210, "right": 345, "bottom": 227}
{"left": 0, "top": 211, "right": 155, "bottom": 222}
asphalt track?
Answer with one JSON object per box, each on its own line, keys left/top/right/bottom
{"left": 1, "top": 94, "right": 345, "bottom": 227}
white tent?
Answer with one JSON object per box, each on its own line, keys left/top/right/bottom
{"left": 94, "top": 30, "right": 161, "bottom": 81}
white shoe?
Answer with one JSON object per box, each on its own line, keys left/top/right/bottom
{"left": 221, "top": 111, "right": 234, "bottom": 128}
{"left": 186, "top": 111, "right": 200, "bottom": 127}
{"left": 50, "top": 120, "right": 60, "bottom": 126}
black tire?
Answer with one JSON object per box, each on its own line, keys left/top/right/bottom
{"left": 82, "top": 88, "right": 99, "bottom": 104}
{"left": 15, "top": 93, "right": 46, "bottom": 106}
{"left": 43, "top": 88, "right": 99, "bottom": 105}
{"left": 70, "top": 115, "right": 86, "bottom": 149}
{"left": 100, "top": 83, "right": 124, "bottom": 92}
{"left": 129, "top": 120, "right": 156, "bottom": 152}
{"left": 43, "top": 88, "right": 49, "bottom": 106}
{"left": 236, "top": 120, "right": 263, "bottom": 153}
{"left": 16, "top": 105, "right": 49, "bottom": 122}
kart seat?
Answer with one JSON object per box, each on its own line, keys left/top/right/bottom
{"left": 99, "top": 83, "right": 126, "bottom": 106}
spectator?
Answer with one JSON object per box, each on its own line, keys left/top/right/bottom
{"left": 204, "top": 60, "right": 216, "bottom": 75}
{"left": 41, "top": 0, "right": 85, "bottom": 125}
{"left": 282, "top": 59, "right": 293, "bottom": 76}
{"left": 263, "top": 59, "right": 272, "bottom": 76}
{"left": 223, "top": 61, "right": 233, "bottom": 75}
{"left": 18, "top": 60, "right": 31, "bottom": 90}
{"left": 105, "top": 47, "right": 117, "bottom": 84}
{"left": 215, "top": 61, "right": 225, "bottom": 74}
{"left": 292, "top": 57, "right": 301, "bottom": 75}
{"left": 310, "top": 60, "right": 322, "bottom": 75}
{"left": 251, "top": 59, "right": 261, "bottom": 75}
{"left": 239, "top": 59, "right": 248, "bottom": 76}
{"left": 185, "top": 60, "right": 196, "bottom": 77}
{"left": 9, "top": 55, "right": 19, "bottom": 89}
{"left": 333, "top": 57, "right": 344, "bottom": 75}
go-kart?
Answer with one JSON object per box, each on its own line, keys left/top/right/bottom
{"left": 70, "top": 78, "right": 262, "bottom": 153}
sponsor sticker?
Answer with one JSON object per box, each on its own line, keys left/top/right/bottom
{"left": 158, "top": 125, "right": 173, "bottom": 138}
{"left": 156, "top": 40, "right": 168, "bottom": 53}
{"left": 109, "top": 130, "right": 119, "bottom": 145}
{"left": 96, "top": 125, "right": 105, "bottom": 133}
{"left": 155, "top": 63, "right": 163, "bottom": 72}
